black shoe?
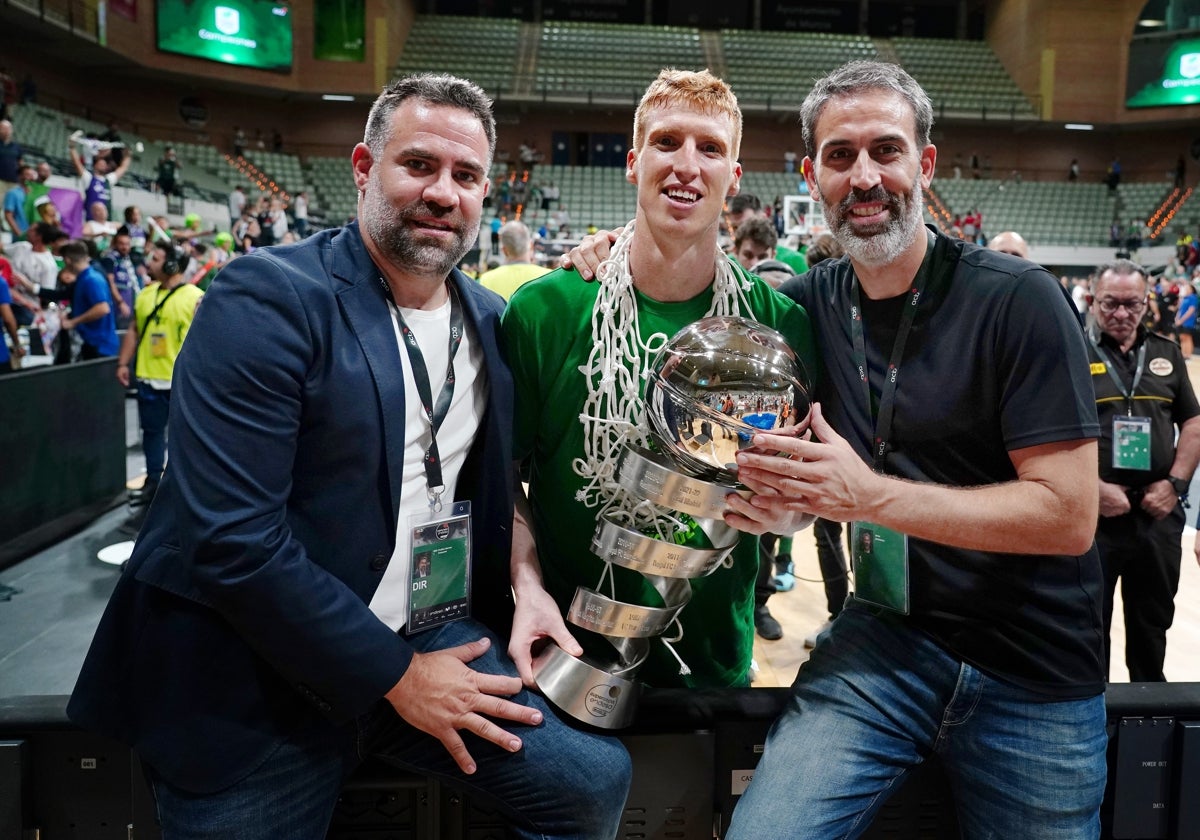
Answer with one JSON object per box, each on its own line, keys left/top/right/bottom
{"left": 773, "top": 553, "right": 793, "bottom": 576}
{"left": 129, "top": 480, "right": 159, "bottom": 507}
{"left": 754, "top": 605, "right": 783, "bottom": 641}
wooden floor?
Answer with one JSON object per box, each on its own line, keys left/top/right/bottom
{"left": 753, "top": 356, "right": 1200, "bottom": 688}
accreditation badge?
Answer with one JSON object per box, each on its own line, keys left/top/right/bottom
{"left": 850, "top": 521, "right": 910, "bottom": 615}
{"left": 406, "top": 500, "right": 472, "bottom": 633}
{"left": 1112, "top": 416, "right": 1151, "bottom": 471}
{"left": 149, "top": 332, "right": 168, "bottom": 357}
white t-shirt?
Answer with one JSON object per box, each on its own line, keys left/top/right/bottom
{"left": 293, "top": 196, "right": 307, "bottom": 221}
{"left": 7, "top": 241, "right": 59, "bottom": 292}
{"left": 368, "top": 293, "right": 488, "bottom": 631}
{"left": 1071, "top": 284, "right": 1089, "bottom": 314}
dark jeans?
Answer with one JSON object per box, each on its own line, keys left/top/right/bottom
{"left": 137, "top": 382, "right": 172, "bottom": 485}
{"left": 727, "top": 604, "right": 1107, "bottom": 839}
{"left": 147, "top": 619, "right": 632, "bottom": 840}
{"left": 1095, "top": 502, "right": 1184, "bottom": 681}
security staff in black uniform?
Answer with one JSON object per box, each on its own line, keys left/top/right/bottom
{"left": 1089, "top": 258, "right": 1200, "bottom": 681}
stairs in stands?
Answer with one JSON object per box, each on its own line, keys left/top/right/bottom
{"left": 1147, "top": 183, "right": 1195, "bottom": 241}
{"left": 701, "top": 31, "right": 727, "bottom": 78}
{"left": 514, "top": 23, "right": 541, "bottom": 96}
{"left": 227, "top": 155, "right": 292, "bottom": 204}
{"left": 925, "top": 184, "right": 953, "bottom": 233}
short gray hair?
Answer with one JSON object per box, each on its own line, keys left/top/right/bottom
{"left": 364, "top": 74, "right": 496, "bottom": 164}
{"left": 499, "top": 220, "right": 532, "bottom": 260}
{"left": 800, "top": 61, "right": 934, "bottom": 161}
{"left": 1093, "top": 258, "right": 1148, "bottom": 293}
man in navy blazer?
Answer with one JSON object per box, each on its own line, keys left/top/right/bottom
{"left": 68, "top": 74, "right": 630, "bottom": 839}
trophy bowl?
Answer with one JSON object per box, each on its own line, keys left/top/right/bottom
{"left": 644, "top": 316, "right": 811, "bottom": 483}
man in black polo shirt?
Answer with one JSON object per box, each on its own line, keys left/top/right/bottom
{"left": 722, "top": 60, "right": 1108, "bottom": 839}
{"left": 1089, "top": 258, "right": 1200, "bottom": 682}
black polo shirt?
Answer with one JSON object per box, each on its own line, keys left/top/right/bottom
{"left": 1089, "top": 327, "right": 1200, "bottom": 486}
{"left": 779, "top": 228, "right": 1105, "bottom": 698}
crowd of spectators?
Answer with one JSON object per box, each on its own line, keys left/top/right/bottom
{"left": 0, "top": 142, "right": 302, "bottom": 367}
{"left": 2, "top": 87, "right": 1198, "bottom": 375}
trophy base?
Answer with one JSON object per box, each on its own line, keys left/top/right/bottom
{"left": 532, "top": 643, "right": 641, "bottom": 730}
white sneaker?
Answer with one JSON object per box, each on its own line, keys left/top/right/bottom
{"left": 804, "top": 619, "right": 831, "bottom": 649}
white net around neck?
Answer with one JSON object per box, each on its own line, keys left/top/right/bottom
{"left": 572, "top": 219, "right": 757, "bottom": 538}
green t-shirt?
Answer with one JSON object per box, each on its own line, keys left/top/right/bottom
{"left": 503, "top": 264, "right": 817, "bottom": 688}
{"left": 23, "top": 183, "right": 48, "bottom": 232}
{"left": 775, "top": 244, "right": 807, "bottom": 273}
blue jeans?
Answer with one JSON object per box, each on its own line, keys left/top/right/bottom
{"left": 726, "top": 603, "right": 1107, "bottom": 840}
{"left": 137, "top": 383, "right": 171, "bottom": 484}
{"left": 149, "top": 618, "right": 632, "bottom": 839}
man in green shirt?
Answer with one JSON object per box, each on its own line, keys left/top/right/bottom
{"left": 502, "top": 69, "right": 818, "bottom": 690}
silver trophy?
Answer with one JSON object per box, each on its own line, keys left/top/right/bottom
{"left": 534, "top": 316, "right": 812, "bottom": 728}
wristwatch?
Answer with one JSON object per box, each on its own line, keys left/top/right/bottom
{"left": 1168, "top": 475, "right": 1190, "bottom": 496}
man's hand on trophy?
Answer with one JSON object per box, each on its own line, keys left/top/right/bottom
{"left": 723, "top": 489, "right": 815, "bottom": 536}
{"left": 560, "top": 227, "right": 621, "bottom": 280}
{"left": 509, "top": 586, "right": 584, "bottom": 688}
{"left": 384, "top": 637, "right": 543, "bottom": 775}
{"left": 730, "top": 402, "right": 885, "bottom": 528}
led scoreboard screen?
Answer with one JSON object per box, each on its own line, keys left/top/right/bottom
{"left": 1126, "top": 35, "right": 1200, "bottom": 109}
{"left": 157, "top": 0, "right": 293, "bottom": 73}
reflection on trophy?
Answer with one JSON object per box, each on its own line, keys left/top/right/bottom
{"left": 533, "top": 315, "right": 812, "bottom": 728}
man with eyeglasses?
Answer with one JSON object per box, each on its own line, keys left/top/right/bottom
{"left": 1089, "top": 257, "right": 1200, "bottom": 682}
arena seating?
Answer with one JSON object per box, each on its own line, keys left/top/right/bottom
{"left": 10, "top": 98, "right": 1194, "bottom": 245}
{"left": 395, "top": 15, "right": 524, "bottom": 98}
{"left": 391, "top": 17, "right": 1032, "bottom": 122}
{"left": 891, "top": 37, "right": 1038, "bottom": 119}
{"left": 528, "top": 163, "right": 635, "bottom": 231}
{"left": 7, "top": 29, "right": 1193, "bottom": 245}
{"left": 722, "top": 30, "right": 878, "bottom": 109}
{"left": 931, "top": 177, "right": 1186, "bottom": 247}
{"left": 740, "top": 171, "right": 807, "bottom": 204}
{"left": 534, "top": 21, "right": 705, "bottom": 103}
{"left": 161, "top": 141, "right": 247, "bottom": 198}
{"left": 306, "top": 155, "right": 359, "bottom": 225}
{"left": 9, "top": 103, "right": 160, "bottom": 189}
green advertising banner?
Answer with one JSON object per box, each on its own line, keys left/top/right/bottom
{"left": 1127, "top": 36, "right": 1200, "bottom": 109}
{"left": 314, "top": 0, "right": 365, "bottom": 62}
{"left": 157, "top": 0, "right": 294, "bottom": 73}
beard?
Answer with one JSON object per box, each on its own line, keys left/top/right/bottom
{"left": 826, "top": 173, "right": 925, "bottom": 267}
{"left": 359, "top": 179, "right": 476, "bottom": 280}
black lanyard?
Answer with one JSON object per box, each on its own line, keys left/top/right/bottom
{"left": 383, "top": 280, "right": 465, "bottom": 509}
{"left": 849, "top": 232, "right": 936, "bottom": 472}
{"left": 133, "top": 283, "right": 184, "bottom": 361}
{"left": 1090, "top": 332, "right": 1146, "bottom": 417}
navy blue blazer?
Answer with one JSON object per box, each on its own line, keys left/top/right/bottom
{"left": 67, "top": 223, "right": 516, "bottom": 793}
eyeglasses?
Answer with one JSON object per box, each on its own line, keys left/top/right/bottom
{"left": 1096, "top": 297, "right": 1148, "bottom": 315}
